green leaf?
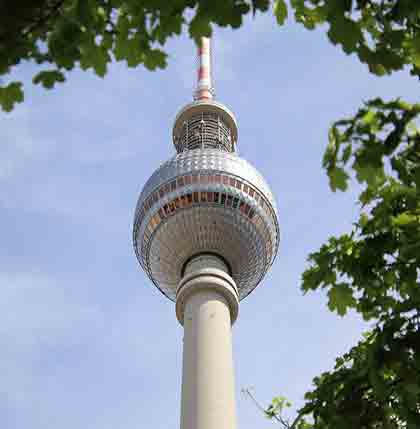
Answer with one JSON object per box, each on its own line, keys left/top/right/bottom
{"left": 327, "top": 15, "right": 362, "bottom": 54}
{"left": 48, "top": 20, "right": 82, "bottom": 70}
{"left": 392, "top": 212, "right": 417, "bottom": 226}
{"left": 361, "top": 109, "right": 377, "bottom": 126}
{"left": 359, "top": 213, "right": 369, "bottom": 228}
{"left": 274, "top": 0, "right": 288, "bottom": 25}
{"left": 404, "top": 33, "right": 420, "bottom": 68}
{"left": 0, "top": 82, "right": 24, "bottom": 112}
{"left": 291, "top": 0, "right": 327, "bottom": 29}
{"left": 144, "top": 49, "right": 167, "bottom": 71}
{"left": 80, "top": 40, "right": 110, "bottom": 77}
{"left": 327, "top": 283, "right": 356, "bottom": 316}
{"left": 404, "top": 383, "right": 420, "bottom": 397}
{"left": 406, "top": 120, "right": 419, "bottom": 136}
{"left": 32, "top": 70, "right": 65, "bottom": 89}
{"left": 354, "top": 165, "right": 384, "bottom": 188}
{"left": 74, "top": 0, "right": 94, "bottom": 26}
{"left": 323, "top": 126, "right": 341, "bottom": 168}
{"left": 341, "top": 144, "right": 352, "bottom": 163}
{"left": 328, "top": 167, "right": 349, "bottom": 191}
{"left": 189, "top": 14, "right": 212, "bottom": 41}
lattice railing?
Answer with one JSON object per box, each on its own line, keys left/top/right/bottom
{"left": 173, "top": 112, "right": 235, "bottom": 153}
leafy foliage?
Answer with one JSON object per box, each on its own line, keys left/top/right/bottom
{"left": 264, "top": 99, "right": 420, "bottom": 428}
{"left": 266, "top": 396, "right": 292, "bottom": 419}
{"left": 311, "top": 98, "right": 420, "bottom": 322}
{"left": 0, "top": 0, "right": 270, "bottom": 111}
{"left": 300, "top": 321, "right": 420, "bottom": 429}
{"left": 1, "top": 1, "right": 419, "bottom": 111}
{"left": 290, "top": 0, "right": 420, "bottom": 78}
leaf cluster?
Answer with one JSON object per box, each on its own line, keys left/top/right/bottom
{"left": 307, "top": 98, "right": 420, "bottom": 322}
{"left": 0, "top": 0, "right": 270, "bottom": 111}
{"left": 264, "top": 99, "right": 420, "bottom": 429}
{"left": 290, "top": 0, "right": 420, "bottom": 78}
{"left": 2, "top": 1, "right": 420, "bottom": 112}
{"left": 299, "top": 313, "right": 420, "bottom": 428}
{"left": 292, "top": 99, "right": 420, "bottom": 428}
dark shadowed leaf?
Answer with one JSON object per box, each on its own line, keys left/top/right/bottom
{"left": 327, "top": 283, "right": 356, "bottom": 316}
{"left": 0, "top": 82, "right": 24, "bottom": 112}
{"left": 328, "top": 167, "right": 348, "bottom": 191}
{"left": 33, "top": 70, "right": 65, "bottom": 89}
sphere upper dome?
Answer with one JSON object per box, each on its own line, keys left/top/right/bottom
{"left": 133, "top": 148, "right": 279, "bottom": 301}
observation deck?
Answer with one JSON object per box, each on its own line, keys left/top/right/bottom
{"left": 173, "top": 100, "right": 238, "bottom": 153}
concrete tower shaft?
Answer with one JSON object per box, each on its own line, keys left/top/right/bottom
{"left": 177, "top": 254, "right": 238, "bottom": 429}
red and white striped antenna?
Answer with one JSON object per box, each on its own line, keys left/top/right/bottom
{"left": 194, "top": 37, "right": 214, "bottom": 101}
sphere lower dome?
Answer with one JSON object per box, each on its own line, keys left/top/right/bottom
{"left": 133, "top": 148, "right": 279, "bottom": 301}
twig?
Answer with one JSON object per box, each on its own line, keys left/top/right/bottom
{"left": 241, "top": 387, "right": 290, "bottom": 428}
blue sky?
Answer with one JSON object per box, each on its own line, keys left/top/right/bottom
{"left": 1, "top": 9, "right": 418, "bottom": 429}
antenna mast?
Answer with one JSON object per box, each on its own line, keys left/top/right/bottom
{"left": 194, "top": 37, "right": 214, "bottom": 101}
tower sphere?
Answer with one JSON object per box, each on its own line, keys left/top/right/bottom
{"left": 133, "top": 100, "right": 279, "bottom": 300}
{"left": 133, "top": 40, "right": 279, "bottom": 302}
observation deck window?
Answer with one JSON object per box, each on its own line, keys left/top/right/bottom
{"left": 137, "top": 172, "right": 278, "bottom": 257}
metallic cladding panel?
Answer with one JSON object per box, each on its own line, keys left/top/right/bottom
{"left": 136, "top": 149, "right": 277, "bottom": 213}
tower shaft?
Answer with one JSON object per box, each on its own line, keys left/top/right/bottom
{"left": 176, "top": 255, "right": 239, "bottom": 429}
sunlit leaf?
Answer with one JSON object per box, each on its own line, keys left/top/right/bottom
{"left": 274, "top": 0, "right": 288, "bottom": 25}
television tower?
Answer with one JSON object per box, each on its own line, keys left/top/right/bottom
{"left": 133, "top": 37, "right": 279, "bottom": 429}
